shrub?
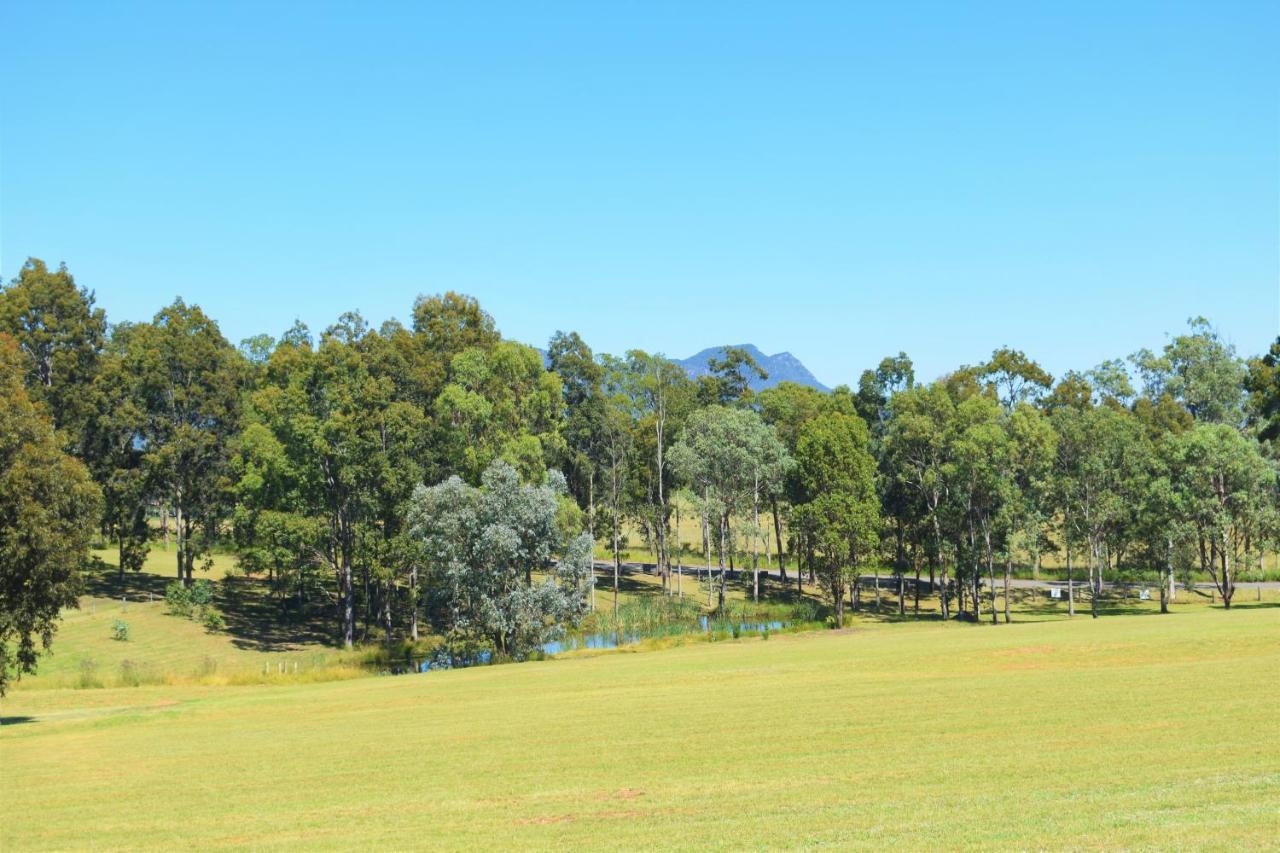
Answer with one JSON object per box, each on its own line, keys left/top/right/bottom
{"left": 111, "top": 619, "right": 130, "bottom": 642}
{"left": 202, "top": 609, "right": 226, "bottom": 632}
{"left": 190, "top": 579, "right": 214, "bottom": 607}
{"left": 165, "top": 581, "right": 194, "bottom": 617}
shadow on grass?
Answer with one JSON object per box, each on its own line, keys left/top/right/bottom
{"left": 216, "top": 576, "right": 336, "bottom": 652}
{"left": 0, "top": 716, "right": 36, "bottom": 726}
{"left": 81, "top": 562, "right": 340, "bottom": 653}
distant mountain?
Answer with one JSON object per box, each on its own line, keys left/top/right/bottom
{"left": 676, "top": 344, "right": 829, "bottom": 393}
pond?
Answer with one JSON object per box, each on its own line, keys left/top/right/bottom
{"left": 394, "top": 619, "right": 790, "bottom": 674}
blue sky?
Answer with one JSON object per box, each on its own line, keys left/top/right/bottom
{"left": 2, "top": 1, "right": 1277, "bottom": 386}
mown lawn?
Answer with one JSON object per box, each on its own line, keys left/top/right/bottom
{"left": 2, "top": 605, "right": 1276, "bottom": 850}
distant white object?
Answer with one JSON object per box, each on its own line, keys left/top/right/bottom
{"left": 1140, "top": 589, "right": 1151, "bottom": 601}
{"left": 1050, "top": 588, "right": 1062, "bottom": 599}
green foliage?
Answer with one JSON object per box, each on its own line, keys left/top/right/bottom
{"left": 0, "top": 336, "right": 101, "bottom": 695}
{"left": 0, "top": 258, "right": 107, "bottom": 452}
{"left": 1131, "top": 317, "right": 1247, "bottom": 424}
{"left": 110, "top": 619, "right": 130, "bottom": 642}
{"left": 791, "top": 411, "right": 879, "bottom": 625}
{"left": 408, "top": 460, "right": 594, "bottom": 657}
{"left": 165, "top": 579, "right": 223, "bottom": 629}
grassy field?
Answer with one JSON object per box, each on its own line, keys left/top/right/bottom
{"left": 12, "top": 591, "right": 353, "bottom": 690}
{"left": 3, "top": 603, "right": 1277, "bottom": 849}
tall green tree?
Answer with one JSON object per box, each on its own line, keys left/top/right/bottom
{"left": 1165, "top": 424, "right": 1276, "bottom": 608}
{"left": 0, "top": 336, "right": 101, "bottom": 695}
{"left": 948, "top": 394, "right": 1010, "bottom": 623}
{"left": 88, "top": 323, "right": 151, "bottom": 578}
{"left": 1131, "top": 317, "right": 1246, "bottom": 424}
{"left": 671, "top": 406, "right": 790, "bottom": 608}
{"left": 125, "top": 300, "right": 245, "bottom": 585}
{"left": 623, "top": 350, "right": 694, "bottom": 592}
{"left": 758, "top": 381, "right": 831, "bottom": 584}
{"left": 1052, "top": 405, "right": 1150, "bottom": 618}
{"left": 547, "top": 330, "right": 606, "bottom": 530}
{"left": 791, "top": 412, "right": 878, "bottom": 627}
{"left": 885, "top": 383, "right": 957, "bottom": 618}
{"left": 0, "top": 258, "right": 107, "bottom": 456}
{"left": 1245, "top": 337, "right": 1280, "bottom": 444}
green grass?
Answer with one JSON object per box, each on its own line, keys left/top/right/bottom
{"left": 3, "top": 604, "right": 1277, "bottom": 849}
{"left": 91, "top": 546, "right": 241, "bottom": 581}
{"left": 13, "top": 592, "right": 353, "bottom": 690}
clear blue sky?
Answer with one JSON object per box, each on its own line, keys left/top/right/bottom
{"left": 2, "top": 1, "right": 1277, "bottom": 386}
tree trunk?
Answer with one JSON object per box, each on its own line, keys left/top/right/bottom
{"left": 383, "top": 579, "right": 393, "bottom": 644}
{"left": 1220, "top": 532, "right": 1233, "bottom": 608}
{"left": 931, "top": 515, "right": 948, "bottom": 620}
{"left": 1003, "top": 550, "right": 1012, "bottom": 624}
{"left": 772, "top": 497, "right": 786, "bottom": 581}
{"left": 704, "top": 491, "right": 713, "bottom": 608}
{"left": 342, "top": 555, "right": 354, "bottom": 650}
{"left": 833, "top": 570, "right": 845, "bottom": 628}
{"left": 717, "top": 512, "right": 728, "bottom": 609}
{"left": 913, "top": 546, "right": 921, "bottom": 616}
{"left": 752, "top": 476, "right": 760, "bottom": 604}
{"left": 1066, "top": 538, "right": 1075, "bottom": 618}
{"left": 674, "top": 500, "right": 683, "bottom": 599}
{"left": 613, "top": 514, "right": 621, "bottom": 618}
{"left": 1089, "top": 539, "right": 1099, "bottom": 619}
{"left": 410, "top": 562, "right": 419, "bottom": 641}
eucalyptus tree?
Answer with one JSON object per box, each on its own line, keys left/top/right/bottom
{"left": 758, "top": 381, "right": 829, "bottom": 583}
{"left": 0, "top": 336, "right": 101, "bottom": 695}
{"left": 855, "top": 352, "right": 914, "bottom": 435}
{"left": 597, "top": 356, "right": 635, "bottom": 614}
{"left": 239, "top": 315, "right": 400, "bottom": 647}
{"left": 231, "top": 417, "right": 326, "bottom": 610}
{"left": 123, "top": 300, "right": 245, "bottom": 585}
{"left": 884, "top": 383, "right": 958, "bottom": 617}
{"left": 623, "top": 350, "right": 694, "bottom": 592}
{"left": 408, "top": 291, "right": 502, "bottom": 404}
{"left": 1000, "top": 403, "right": 1057, "bottom": 621}
{"left": 0, "top": 258, "right": 107, "bottom": 457}
{"left": 88, "top": 323, "right": 151, "bottom": 578}
{"left": 547, "top": 331, "right": 606, "bottom": 531}
{"left": 433, "top": 341, "right": 562, "bottom": 484}
{"left": 670, "top": 406, "right": 788, "bottom": 607}
{"left": 695, "top": 346, "right": 767, "bottom": 407}
{"left": 948, "top": 394, "right": 1010, "bottom": 622}
{"left": 979, "top": 347, "right": 1053, "bottom": 412}
{"left": 408, "top": 461, "right": 593, "bottom": 657}
{"left": 1165, "top": 424, "right": 1276, "bottom": 608}
{"left": 1053, "top": 404, "right": 1150, "bottom": 618}
{"left": 854, "top": 354, "right": 915, "bottom": 610}
{"left": 1131, "top": 317, "right": 1246, "bottom": 425}
{"left": 790, "top": 412, "right": 878, "bottom": 627}
{"left": 1245, "top": 338, "right": 1280, "bottom": 445}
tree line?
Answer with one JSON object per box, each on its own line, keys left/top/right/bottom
{"left": 2, "top": 257, "right": 1278, "bottom": 690}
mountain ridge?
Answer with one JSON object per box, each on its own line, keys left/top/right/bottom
{"left": 675, "top": 344, "right": 830, "bottom": 393}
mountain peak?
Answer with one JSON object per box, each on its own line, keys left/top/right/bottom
{"left": 676, "top": 344, "right": 829, "bottom": 393}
